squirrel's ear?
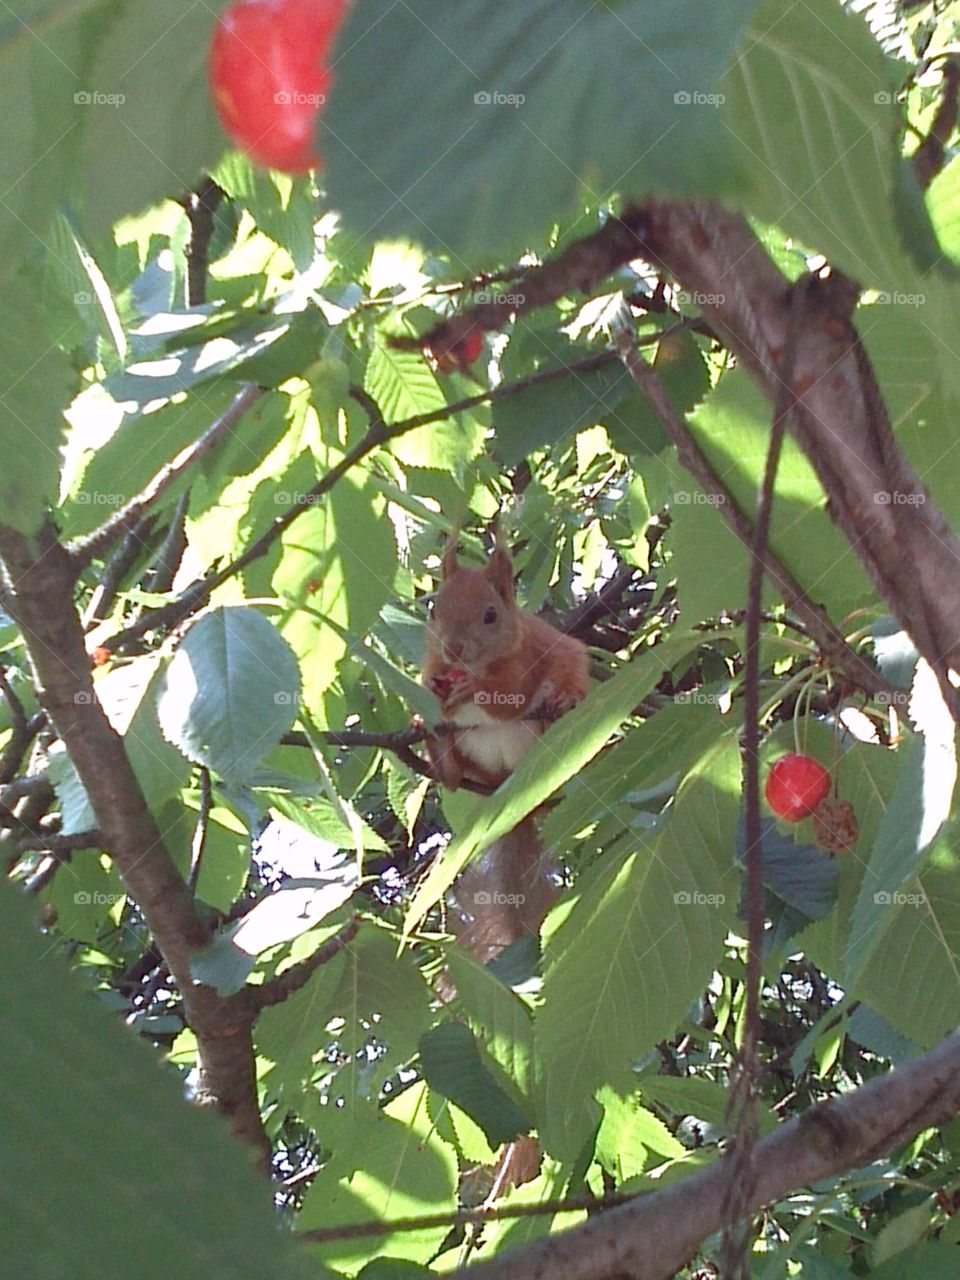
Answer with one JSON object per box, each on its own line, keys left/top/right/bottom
{"left": 487, "top": 545, "right": 515, "bottom": 602}
{"left": 441, "top": 540, "right": 460, "bottom": 579}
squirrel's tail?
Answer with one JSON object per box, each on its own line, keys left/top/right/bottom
{"left": 449, "top": 816, "right": 556, "bottom": 964}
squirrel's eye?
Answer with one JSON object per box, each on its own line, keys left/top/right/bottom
{"left": 427, "top": 598, "right": 435, "bottom": 615}
{"left": 483, "top": 607, "right": 498, "bottom": 625}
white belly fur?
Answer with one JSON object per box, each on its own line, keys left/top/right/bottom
{"left": 450, "top": 704, "right": 541, "bottom": 776}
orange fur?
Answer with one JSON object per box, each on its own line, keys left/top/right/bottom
{"left": 422, "top": 542, "right": 589, "bottom": 788}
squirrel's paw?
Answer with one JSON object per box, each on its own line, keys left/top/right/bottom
{"left": 533, "top": 679, "right": 581, "bottom": 723}
{"left": 429, "top": 666, "right": 473, "bottom": 709}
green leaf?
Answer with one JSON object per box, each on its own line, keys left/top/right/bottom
{"left": 187, "top": 803, "right": 250, "bottom": 912}
{"left": 62, "top": 380, "right": 238, "bottom": 539}
{"left": 45, "top": 850, "right": 125, "bottom": 945}
{"left": 324, "top": 0, "right": 757, "bottom": 261}
{"left": 595, "top": 1088, "right": 684, "bottom": 1179}
{"left": 256, "top": 941, "right": 351, "bottom": 1105}
{"left": 157, "top": 606, "right": 301, "bottom": 787}
{"left": 0, "top": 1, "right": 85, "bottom": 270}
{"left": 797, "top": 727, "right": 960, "bottom": 1047}
{"left": 275, "top": 475, "right": 397, "bottom": 719}
{"left": 847, "top": 1004, "right": 919, "bottom": 1066}
{"left": 535, "top": 732, "right": 741, "bottom": 1160}
{"left": 640, "top": 1075, "right": 777, "bottom": 1137}
{"left": 365, "top": 344, "right": 445, "bottom": 424}
{"left": 875, "top": 1208, "right": 936, "bottom": 1269}
{"left": 846, "top": 735, "right": 942, "bottom": 990}
{"left": 403, "top": 630, "right": 700, "bottom": 937}
{"left": 214, "top": 157, "right": 318, "bottom": 271}
{"left": 364, "top": 345, "right": 484, "bottom": 475}
{"left": 493, "top": 337, "right": 631, "bottom": 464}
{"left": 680, "top": 370, "right": 874, "bottom": 620}
{"left": 260, "top": 926, "right": 433, "bottom": 1109}
{"left": 268, "top": 797, "right": 388, "bottom": 854}
{"left": 419, "top": 1022, "right": 531, "bottom": 1147}
{"left": 192, "top": 863, "right": 357, "bottom": 995}
{"left": 299, "top": 1082, "right": 458, "bottom": 1268}
{"left": 48, "top": 653, "right": 191, "bottom": 837}
{"left": 101, "top": 652, "right": 194, "bottom": 810}
{"left": 0, "top": 878, "right": 311, "bottom": 1280}
{"left": 447, "top": 950, "right": 536, "bottom": 1106}
{"left": 927, "top": 156, "right": 960, "bottom": 266}
{"left": 870, "top": 1241, "right": 950, "bottom": 1280}
{"left": 0, "top": 274, "right": 73, "bottom": 534}
{"left": 78, "top": 1, "right": 226, "bottom": 234}
{"left": 45, "top": 214, "right": 126, "bottom": 366}
{"left": 104, "top": 305, "right": 327, "bottom": 407}
{"left": 747, "top": 819, "right": 839, "bottom": 923}
{"left": 541, "top": 697, "right": 723, "bottom": 852}
{"left": 721, "top": 0, "right": 905, "bottom": 286}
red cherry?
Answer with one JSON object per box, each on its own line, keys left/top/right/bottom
{"left": 209, "top": 0, "right": 350, "bottom": 173}
{"left": 426, "top": 330, "right": 485, "bottom": 374}
{"left": 765, "top": 754, "right": 831, "bottom": 822}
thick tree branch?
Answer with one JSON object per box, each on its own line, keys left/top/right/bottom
{"left": 459, "top": 1027, "right": 960, "bottom": 1280}
{"left": 637, "top": 200, "right": 960, "bottom": 706}
{"left": 0, "top": 523, "right": 270, "bottom": 1168}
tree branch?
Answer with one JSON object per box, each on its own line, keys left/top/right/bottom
{"left": 71, "top": 384, "right": 265, "bottom": 571}
{"left": 97, "top": 347, "right": 662, "bottom": 656}
{"left": 911, "top": 57, "right": 959, "bottom": 190}
{"left": 611, "top": 319, "right": 897, "bottom": 701}
{"left": 0, "top": 522, "right": 271, "bottom": 1169}
{"left": 180, "top": 175, "right": 226, "bottom": 307}
{"left": 638, "top": 199, "right": 960, "bottom": 713}
{"left": 404, "top": 207, "right": 654, "bottom": 355}
{"left": 458, "top": 1027, "right": 960, "bottom": 1280}
{"left": 253, "top": 917, "right": 360, "bottom": 1011}
{"left": 0, "top": 667, "right": 34, "bottom": 784}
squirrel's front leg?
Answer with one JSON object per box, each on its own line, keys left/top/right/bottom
{"left": 530, "top": 676, "right": 583, "bottom": 724}
{"left": 421, "top": 723, "right": 464, "bottom": 790}
{"left": 420, "top": 667, "right": 476, "bottom": 790}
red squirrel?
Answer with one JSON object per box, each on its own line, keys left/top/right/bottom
{"left": 423, "top": 540, "right": 590, "bottom": 788}
{"left": 421, "top": 538, "right": 589, "bottom": 960}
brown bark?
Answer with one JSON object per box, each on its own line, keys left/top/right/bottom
{"left": 0, "top": 524, "right": 271, "bottom": 1169}
{"left": 460, "top": 1028, "right": 960, "bottom": 1280}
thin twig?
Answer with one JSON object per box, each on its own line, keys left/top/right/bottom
{"left": 0, "top": 668, "right": 32, "bottom": 784}
{"left": 611, "top": 325, "right": 897, "bottom": 701}
{"left": 82, "top": 513, "right": 160, "bottom": 627}
{"left": 719, "top": 274, "right": 806, "bottom": 1278}
{"left": 97, "top": 346, "right": 665, "bottom": 655}
{"left": 70, "top": 384, "right": 265, "bottom": 571}
{"left": 16, "top": 828, "right": 101, "bottom": 853}
{"left": 300, "top": 1190, "right": 636, "bottom": 1244}
{"left": 180, "top": 175, "right": 226, "bottom": 307}
{"left": 253, "top": 917, "right": 360, "bottom": 1011}
{"left": 187, "top": 768, "right": 212, "bottom": 895}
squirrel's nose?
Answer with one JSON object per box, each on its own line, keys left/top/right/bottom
{"left": 444, "top": 640, "right": 464, "bottom": 662}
